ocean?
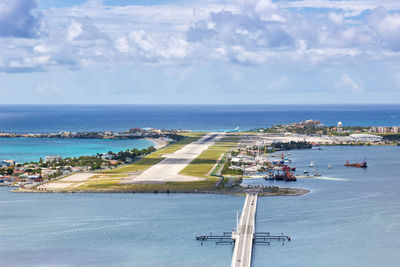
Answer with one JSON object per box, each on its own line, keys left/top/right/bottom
{"left": 1, "top": 146, "right": 399, "bottom": 266}
{"left": 3, "top": 104, "right": 400, "bottom": 162}
{"left": 0, "top": 105, "right": 399, "bottom": 266}
{"left": 0, "top": 104, "right": 400, "bottom": 133}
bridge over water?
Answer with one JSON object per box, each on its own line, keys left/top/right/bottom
{"left": 196, "top": 192, "right": 290, "bottom": 266}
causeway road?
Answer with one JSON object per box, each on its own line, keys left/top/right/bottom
{"left": 231, "top": 193, "right": 258, "bottom": 267}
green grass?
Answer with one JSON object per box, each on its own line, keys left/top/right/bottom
{"left": 178, "top": 132, "right": 206, "bottom": 138}
{"left": 102, "top": 135, "right": 205, "bottom": 174}
{"left": 179, "top": 135, "right": 240, "bottom": 178}
{"left": 75, "top": 178, "right": 221, "bottom": 192}
{"left": 73, "top": 134, "right": 241, "bottom": 192}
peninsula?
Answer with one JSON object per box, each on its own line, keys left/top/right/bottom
{"left": 10, "top": 119, "right": 398, "bottom": 196}
{"left": 13, "top": 132, "right": 308, "bottom": 196}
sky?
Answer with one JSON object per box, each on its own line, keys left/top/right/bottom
{"left": 1, "top": 0, "right": 400, "bottom": 104}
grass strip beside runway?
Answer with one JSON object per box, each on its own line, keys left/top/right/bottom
{"left": 103, "top": 133, "right": 205, "bottom": 174}
{"left": 179, "top": 135, "right": 240, "bottom": 178}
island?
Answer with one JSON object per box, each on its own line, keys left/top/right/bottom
{"left": 9, "top": 131, "right": 307, "bottom": 196}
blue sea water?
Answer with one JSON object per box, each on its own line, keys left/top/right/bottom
{"left": 2, "top": 104, "right": 399, "bottom": 162}
{"left": 0, "top": 138, "right": 154, "bottom": 163}
{"left": 0, "top": 104, "right": 400, "bottom": 133}
{"left": 1, "top": 146, "right": 400, "bottom": 266}
{"left": 0, "top": 105, "right": 400, "bottom": 266}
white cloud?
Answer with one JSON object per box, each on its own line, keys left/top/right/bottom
{"left": 0, "top": 0, "right": 41, "bottom": 38}
{"left": 280, "top": 1, "right": 400, "bottom": 13}
{"left": 368, "top": 7, "right": 400, "bottom": 51}
{"left": 67, "top": 21, "right": 83, "bottom": 41}
{"left": 335, "top": 73, "right": 363, "bottom": 92}
{"left": 33, "top": 45, "right": 51, "bottom": 54}
{"left": 115, "top": 37, "right": 129, "bottom": 53}
{"left": 2, "top": 0, "right": 400, "bottom": 73}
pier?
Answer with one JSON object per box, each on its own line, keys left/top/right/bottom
{"left": 195, "top": 191, "right": 291, "bottom": 266}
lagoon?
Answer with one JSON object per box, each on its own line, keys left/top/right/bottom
{"left": 0, "top": 138, "right": 154, "bottom": 163}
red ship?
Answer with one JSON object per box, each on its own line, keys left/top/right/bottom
{"left": 345, "top": 160, "right": 367, "bottom": 168}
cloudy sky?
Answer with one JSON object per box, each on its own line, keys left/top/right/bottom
{"left": 1, "top": 0, "right": 400, "bottom": 104}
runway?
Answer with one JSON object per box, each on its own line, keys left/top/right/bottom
{"left": 131, "top": 133, "right": 225, "bottom": 183}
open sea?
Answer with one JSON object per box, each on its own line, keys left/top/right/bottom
{"left": 0, "top": 104, "right": 400, "bottom": 133}
{"left": 0, "top": 105, "right": 399, "bottom": 266}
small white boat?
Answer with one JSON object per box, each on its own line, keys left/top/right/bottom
{"left": 303, "top": 169, "right": 310, "bottom": 174}
{"left": 328, "top": 164, "right": 331, "bottom": 169}
{"left": 310, "top": 161, "right": 314, "bottom": 167}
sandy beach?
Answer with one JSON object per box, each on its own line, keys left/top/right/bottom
{"left": 146, "top": 138, "right": 169, "bottom": 149}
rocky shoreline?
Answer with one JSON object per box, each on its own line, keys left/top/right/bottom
{"left": 13, "top": 187, "right": 310, "bottom": 197}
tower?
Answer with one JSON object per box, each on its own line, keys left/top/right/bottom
{"left": 337, "top": 121, "right": 343, "bottom": 133}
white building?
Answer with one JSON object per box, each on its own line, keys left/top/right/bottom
{"left": 350, "top": 134, "right": 383, "bottom": 142}
{"left": 337, "top": 122, "right": 343, "bottom": 133}
{"left": 1, "top": 160, "right": 15, "bottom": 167}
{"left": 45, "top": 156, "right": 62, "bottom": 162}
{"left": 101, "top": 153, "right": 114, "bottom": 160}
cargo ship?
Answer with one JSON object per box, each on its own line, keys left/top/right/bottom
{"left": 345, "top": 160, "right": 367, "bottom": 168}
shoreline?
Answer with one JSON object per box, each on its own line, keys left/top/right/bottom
{"left": 13, "top": 187, "right": 310, "bottom": 197}
{"left": 145, "top": 137, "right": 169, "bottom": 149}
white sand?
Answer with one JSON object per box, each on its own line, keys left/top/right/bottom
{"left": 146, "top": 138, "right": 169, "bottom": 149}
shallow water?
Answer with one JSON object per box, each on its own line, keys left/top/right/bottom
{"left": 1, "top": 146, "right": 399, "bottom": 266}
{"left": 0, "top": 138, "right": 153, "bottom": 162}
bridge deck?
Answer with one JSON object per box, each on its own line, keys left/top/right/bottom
{"left": 231, "top": 193, "right": 258, "bottom": 267}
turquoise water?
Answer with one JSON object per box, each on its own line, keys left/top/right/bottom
{"left": 0, "top": 138, "right": 154, "bottom": 163}
{"left": 1, "top": 146, "right": 399, "bottom": 266}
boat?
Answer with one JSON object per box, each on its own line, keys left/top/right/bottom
{"left": 310, "top": 161, "right": 314, "bottom": 167}
{"left": 328, "top": 164, "right": 331, "bottom": 169}
{"left": 303, "top": 169, "right": 310, "bottom": 174}
{"left": 0, "top": 181, "right": 12, "bottom": 186}
{"left": 263, "top": 175, "right": 274, "bottom": 181}
{"left": 345, "top": 160, "right": 367, "bottom": 168}
{"left": 263, "top": 171, "right": 275, "bottom": 181}
{"left": 283, "top": 171, "right": 297, "bottom": 181}
{"left": 313, "top": 167, "right": 322, "bottom": 177}
{"left": 263, "top": 169, "right": 296, "bottom": 181}
{"left": 282, "top": 165, "right": 296, "bottom": 171}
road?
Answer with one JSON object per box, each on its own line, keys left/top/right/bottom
{"left": 231, "top": 193, "right": 258, "bottom": 267}
{"left": 131, "top": 133, "right": 225, "bottom": 183}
